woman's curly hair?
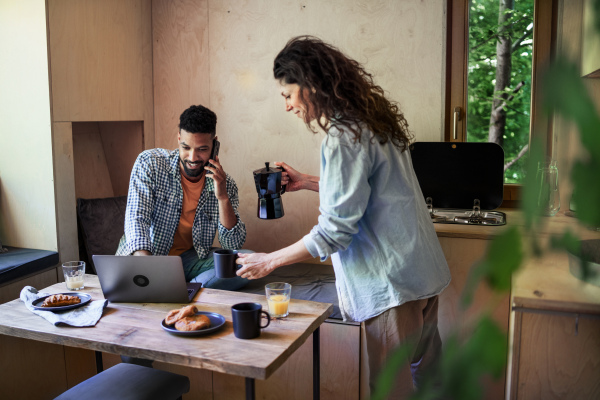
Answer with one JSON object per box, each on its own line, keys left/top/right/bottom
{"left": 273, "top": 36, "right": 412, "bottom": 151}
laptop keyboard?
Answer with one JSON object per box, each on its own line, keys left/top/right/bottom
{"left": 187, "top": 288, "right": 194, "bottom": 295}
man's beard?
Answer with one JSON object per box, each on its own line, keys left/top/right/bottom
{"left": 179, "top": 157, "right": 205, "bottom": 178}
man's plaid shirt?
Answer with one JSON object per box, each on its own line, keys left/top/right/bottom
{"left": 116, "top": 148, "right": 246, "bottom": 258}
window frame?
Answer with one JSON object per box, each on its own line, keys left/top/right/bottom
{"left": 445, "top": 0, "right": 558, "bottom": 208}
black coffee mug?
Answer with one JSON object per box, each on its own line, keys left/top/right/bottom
{"left": 231, "top": 302, "right": 270, "bottom": 339}
{"left": 214, "top": 249, "right": 239, "bottom": 278}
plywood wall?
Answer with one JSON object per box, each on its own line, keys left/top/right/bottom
{"left": 152, "top": 0, "right": 210, "bottom": 150}
{"left": 152, "top": 0, "right": 447, "bottom": 255}
{"left": 48, "top": 0, "right": 152, "bottom": 124}
{"left": 72, "top": 122, "right": 144, "bottom": 200}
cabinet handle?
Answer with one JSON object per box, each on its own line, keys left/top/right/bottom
{"left": 575, "top": 314, "right": 579, "bottom": 336}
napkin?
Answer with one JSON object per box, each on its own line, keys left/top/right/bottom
{"left": 20, "top": 286, "right": 108, "bottom": 327}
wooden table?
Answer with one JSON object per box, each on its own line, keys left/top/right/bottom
{"left": 0, "top": 275, "right": 333, "bottom": 400}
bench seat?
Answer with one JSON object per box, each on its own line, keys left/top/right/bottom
{"left": 0, "top": 246, "right": 59, "bottom": 286}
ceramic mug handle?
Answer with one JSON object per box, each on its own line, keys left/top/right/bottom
{"left": 260, "top": 310, "right": 271, "bottom": 328}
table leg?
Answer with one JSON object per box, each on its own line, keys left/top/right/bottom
{"left": 95, "top": 351, "right": 104, "bottom": 374}
{"left": 245, "top": 377, "right": 255, "bottom": 400}
{"left": 313, "top": 327, "right": 320, "bottom": 400}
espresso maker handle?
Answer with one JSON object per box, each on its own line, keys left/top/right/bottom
{"left": 280, "top": 165, "right": 286, "bottom": 194}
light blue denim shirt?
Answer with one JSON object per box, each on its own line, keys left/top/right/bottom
{"left": 303, "top": 125, "right": 451, "bottom": 322}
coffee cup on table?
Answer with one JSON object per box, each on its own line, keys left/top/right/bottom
{"left": 231, "top": 302, "right": 270, "bottom": 339}
{"left": 214, "top": 249, "right": 240, "bottom": 278}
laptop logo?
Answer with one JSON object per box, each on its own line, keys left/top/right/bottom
{"left": 133, "top": 275, "right": 150, "bottom": 287}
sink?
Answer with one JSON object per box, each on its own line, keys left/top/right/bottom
{"left": 568, "top": 239, "right": 600, "bottom": 287}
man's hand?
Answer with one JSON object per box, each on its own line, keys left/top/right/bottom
{"left": 205, "top": 155, "right": 237, "bottom": 229}
{"left": 133, "top": 250, "right": 151, "bottom": 256}
{"left": 204, "top": 155, "right": 228, "bottom": 201}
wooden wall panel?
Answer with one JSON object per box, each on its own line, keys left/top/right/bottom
{"left": 99, "top": 122, "right": 144, "bottom": 197}
{"left": 72, "top": 122, "right": 115, "bottom": 199}
{"left": 53, "top": 122, "right": 79, "bottom": 264}
{"left": 64, "top": 347, "right": 97, "bottom": 389}
{"left": 199, "top": 0, "right": 446, "bottom": 255}
{"left": 0, "top": 336, "right": 67, "bottom": 400}
{"left": 48, "top": 0, "right": 148, "bottom": 122}
{"left": 213, "top": 321, "right": 360, "bottom": 400}
{"left": 152, "top": 0, "right": 210, "bottom": 150}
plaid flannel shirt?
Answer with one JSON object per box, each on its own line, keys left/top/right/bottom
{"left": 116, "top": 148, "right": 246, "bottom": 258}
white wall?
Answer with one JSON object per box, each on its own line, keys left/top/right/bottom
{"left": 0, "top": 0, "right": 57, "bottom": 250}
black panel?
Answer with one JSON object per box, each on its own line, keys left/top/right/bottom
{"left": 409, "top": 142, "right": 504, "bottom": 210}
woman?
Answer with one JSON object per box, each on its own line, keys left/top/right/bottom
{"left": 236, "top": 36, "right": 450, "bottom": 398}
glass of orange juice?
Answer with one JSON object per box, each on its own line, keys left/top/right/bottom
{"left": 265, "top": 282, "right": 291, "bottom": 318}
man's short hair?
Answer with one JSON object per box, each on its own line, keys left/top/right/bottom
{"left": 179, "top": 105, "right": 217, "bottom": 134}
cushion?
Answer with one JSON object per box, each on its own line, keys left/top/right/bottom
{"left": 54, "top": 363, "right": 190, "bottom": 400}
{"left": 77, "top": 196, "right": 127, "bottom": 274}
{"left": 236, "top": 263, "right": 341, "bottom": 320}
{"left": 0, "top": 247, "right": 59, "bottom": 285}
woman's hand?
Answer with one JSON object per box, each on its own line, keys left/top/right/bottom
{"left": 235, "top": 252, "right": 277, "bottom": 280}
{"left": 274, "top": 161, "right": 320, "bottom": 192}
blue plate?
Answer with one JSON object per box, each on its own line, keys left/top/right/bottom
{"left": 32, "top": 293, "right": 92, "bottom": 312}
{"left": 161, "top": 311, "right": 226, "bottom": 336}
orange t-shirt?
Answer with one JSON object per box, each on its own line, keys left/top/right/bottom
{"left": 168, "top": 174, "right": 205, "bottom": 256}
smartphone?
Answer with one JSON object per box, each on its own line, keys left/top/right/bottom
{"left": 206, "top": 139, "right": 220, "bottom": 173}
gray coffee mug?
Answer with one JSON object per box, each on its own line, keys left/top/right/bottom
{"left": 214, "top": 249, "right": 240, "bottom": 278}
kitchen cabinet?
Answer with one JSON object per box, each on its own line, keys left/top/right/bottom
{"left": 510, "top": 308, "right": 600, "bottom": 399}
{"left": 507, "top": 218, "right": 600, "bottom": 399}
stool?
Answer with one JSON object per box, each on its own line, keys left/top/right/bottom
{"left": 54, "top": 363, "right": 190, "bottom": 400}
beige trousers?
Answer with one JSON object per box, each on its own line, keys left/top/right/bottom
{"left": 364, "top": 295, "right": 442, "bottom": 399}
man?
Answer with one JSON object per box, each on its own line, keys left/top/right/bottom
{"left": 116, "top": 104, "right": 247, "bottom": 290}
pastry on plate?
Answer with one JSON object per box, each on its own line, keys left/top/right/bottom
{"left": 41, "top": 294, "right": 81, "bottom": 307}
{"left": 174, "top": 314, "right": 211, "bottom": 331}
{"left": 165, "top": 305, "right": 198, "bottom": 326}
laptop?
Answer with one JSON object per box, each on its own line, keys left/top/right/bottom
{"left": 92, "top": 255, "right": 202, "bottom": 303}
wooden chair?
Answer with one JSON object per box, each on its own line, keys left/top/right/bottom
{"left": 54, "top": 363, "right": 190, "bottom": 400}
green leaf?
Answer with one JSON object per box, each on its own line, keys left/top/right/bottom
{"left": 542, "top": 58, "right": 600, "bottom": 161}
{"left": 571, "top": 159, "right": 600, "bottom": 228}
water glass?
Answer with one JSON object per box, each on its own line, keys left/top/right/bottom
{"left": 536, "top": 160, "right": 560, "bottom": 216}
{"left": 62, "top": 261, "right": 85, "bottom": 290}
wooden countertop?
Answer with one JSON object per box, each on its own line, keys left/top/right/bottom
{"left": 433, "top": 208, "right": 600, "bottom": 314}
{"left": 510, "top": 211, "right": 600, "bottom": 315}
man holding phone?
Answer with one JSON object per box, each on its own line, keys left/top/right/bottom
{"left": 116, "top": 104, "right": 247, "bottom": 290}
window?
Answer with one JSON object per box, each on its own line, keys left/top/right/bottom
{"left": 446, "top": 0, "right": 557, "bottom": 206}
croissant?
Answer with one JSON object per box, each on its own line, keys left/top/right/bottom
{"left": 175, "top": 314, "right": 211, "bottom": 331}
{"left": 41, "top": 294, "right": 81, "bottom": 307}
{"left": 165, "top": 305, "right": 198, "bottom": 326}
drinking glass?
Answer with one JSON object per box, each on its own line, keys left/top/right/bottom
{"left": 265, "top": 282, "right": 291, "bottom": 318}
{"left": 62, "top": 261, "right": 85, "bottom": 290}
{"left": 536, "top": 160, "right": 560, "bottom": 216}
